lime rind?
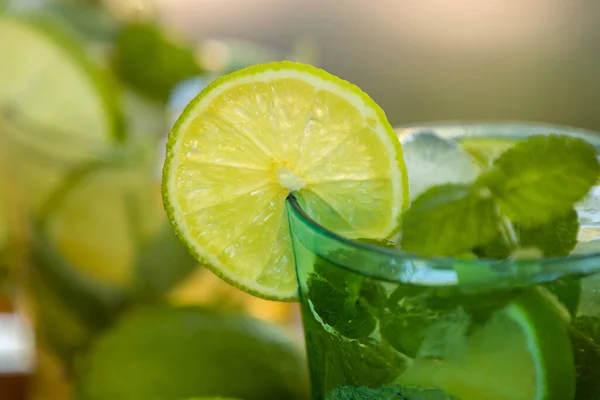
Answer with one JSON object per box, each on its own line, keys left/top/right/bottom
{"left": 400, "top": 287, "right": 575, "bottom": 400}
{"left": 162, "top": 61, "right": 407, "bottom": 301}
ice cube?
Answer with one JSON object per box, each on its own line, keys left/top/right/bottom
{"left": 577, "top": 185, "right": 600, "bottom": 228}
{"left": 572, "top": 236, "right": 600, "bottom": 255}
{"left": 399, "top": 128, "right": 480, "bottom": 201}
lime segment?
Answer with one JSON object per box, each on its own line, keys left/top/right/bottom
{"left": 163, "top": 61, "right": 407, "bottom": 300}
{"left": 401, "top": 287, "right": 575, "bottom": 400}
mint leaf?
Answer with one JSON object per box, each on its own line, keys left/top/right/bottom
{"left": 382, "top": 284, "right": 438, "bottom": 357}
{"left": 314, "top": 256, "right": 361, "bottom": 293}
{"left": 476, "top": 209, "right": 579, "bottom": 259}
{"left": 517, "top": 208, "right": 579, "bottom": 257}
{"left": 359, "top": 279, "right": 388, "bottom": 311}
{"left": 325, "top": 385, "right": 457, "bottom": 400}
{"left": 398, "top": 386, "right": 458, "bottom": 400}
{"left": 308, "top": 276, "right": 376, "bottom": 339}
{"left": 325, "top": 385, "right": 405, "bottom": 400}
{"left": 478, "top": 135, "right": 599, "bottom": 227}
{"left": 381, "top": 311, "right": 435, "bottom": 358}
{"left": 303, "top": 315, "right": 401, "bottom": 392}
{"left": 569, "top": 316, "right": 600, "bottom": 399}
{"left": 400, "top": 183, "right": 500, "bottom": 256}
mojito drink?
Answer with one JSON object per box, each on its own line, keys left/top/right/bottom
{"left": 161, "top": 62, "right": 600, "bottom": 400}
{"left": 286, "top": 123, "right": 600, "bottom": 399}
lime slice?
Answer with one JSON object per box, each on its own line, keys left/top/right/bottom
{"left": 458, "top": 137, "right": 514, "bottom": 168}
{"left": 163, "top": 61, "right": 407, "bottom": 300}
{"left": 401, "top": 287, "right": 575, "bottom": 400}
{"left": 41, "top": 149, "right": 164, "bottom": 287}
{"left": 77, "top": 306, "right": 310, "bottom": 400}
{"left": 0, "top": 16, "right": 122, "bottom": 211}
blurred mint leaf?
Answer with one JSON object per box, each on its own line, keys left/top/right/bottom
{"left": 478, "top": 135, "right": 599, "bottom": 227}
{"left": 569, "top": 316, "right": 600, "bottom": 399}
{"left": 113, "top": 22, "right": 203, "bottom": 103}
{"left": 400, "top": 183, "right": 500, "bottom": 256}
{"left": 517, "top": 208, "right": 579, "bottom": 257}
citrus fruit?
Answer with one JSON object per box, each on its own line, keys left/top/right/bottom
{"left": 162, "top": 61, "right": 407, "bottom": 300}
{"left": 0, "top": 15, "right": 122, "bottom": 212}
{"left": 76, "top": 305, "right": 310, "bottom": 400}
{"left": 400, "top": 287, "right": 575, "bottom": 400}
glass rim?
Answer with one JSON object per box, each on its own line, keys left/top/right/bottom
{"left": 286, "top": 119, "right": 600, "bottom": 285}
{"left": 287, "top": 194, "right": 600, "bottom": 266}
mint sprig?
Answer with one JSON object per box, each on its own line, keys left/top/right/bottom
{"left": 400, "top": 183, "right": 500, "bottom": 256}
{"left": 401, "top": 134, "right": 599, "bottom": 259}
{"left": 478, "top": 135, "right": 599, "bottom": 227}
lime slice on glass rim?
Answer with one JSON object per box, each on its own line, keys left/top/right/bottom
{"left": 0, "top": 15, "right": 122, "bottom": 212}
{"left": 162, "top": 61, "right": 408, "bottom": 300}
{"left": 400, "top": 287, "right": 575, "bottom": 400}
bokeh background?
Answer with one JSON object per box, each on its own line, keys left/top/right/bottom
{"left": 155, "top": 0, "right": 600, "bottom": 129}
{"left": 1, "top": 0, "right": 600, "bottom": 399}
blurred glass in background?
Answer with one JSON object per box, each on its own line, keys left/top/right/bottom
{"left": 1, "top": 0, "right": 600, "bottom": 399}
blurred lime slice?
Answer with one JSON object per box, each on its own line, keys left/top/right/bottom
{"left": 28, "top": 142, "right": 197, "bottom": 363}
{"left": 0, "top": 15, "right": 123, "bottom": 211}
{"left": 401, "top": 287, "right": 575, "bottom": 400}
{"left": 40, "top": 145, "right": 164, "bottom": 287}
{"left": 77, "top": 306, "right": 310, "bottom": 400}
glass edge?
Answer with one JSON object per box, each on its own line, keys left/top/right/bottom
{"left": 286, "top": 195, "right": 600, "bottom": 268}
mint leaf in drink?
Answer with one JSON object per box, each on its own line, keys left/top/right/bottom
{"left": 400, "top": 183, "right": 500, "bottom": 256}
{"left": 308, "top": 276, "right": 376, "bottom": 339}
{"left": 398, "top": 386, "right": 458, "bottom": 400}
{"left": 517, "top": 208, "right": 579, "bottom": 257}
{"left": 475, "top": 209, "right": 579, "bottom": 259}
{"left": 382, "top": 284, "right": 438, "bottom": 357}
{"left": 325, "top": 385, "right": 457, "bottom": 400}
{"left": 325, "top": 384, "right": 405, "bottom": 400}
{"left": 303, "top": 315, "right": 401, "bottom": 391}
{"left": 381, "top": 310, "right": 435, "bottom": 358}
{"left": 568, "top": 316, "right": 600, "bottom": 399}
{"left": 478, "top": 135, "right": 599, "bottom": 227}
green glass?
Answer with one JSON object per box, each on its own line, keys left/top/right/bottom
{"left": 287, "top": 122, "right": 600, "bottom": 400}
